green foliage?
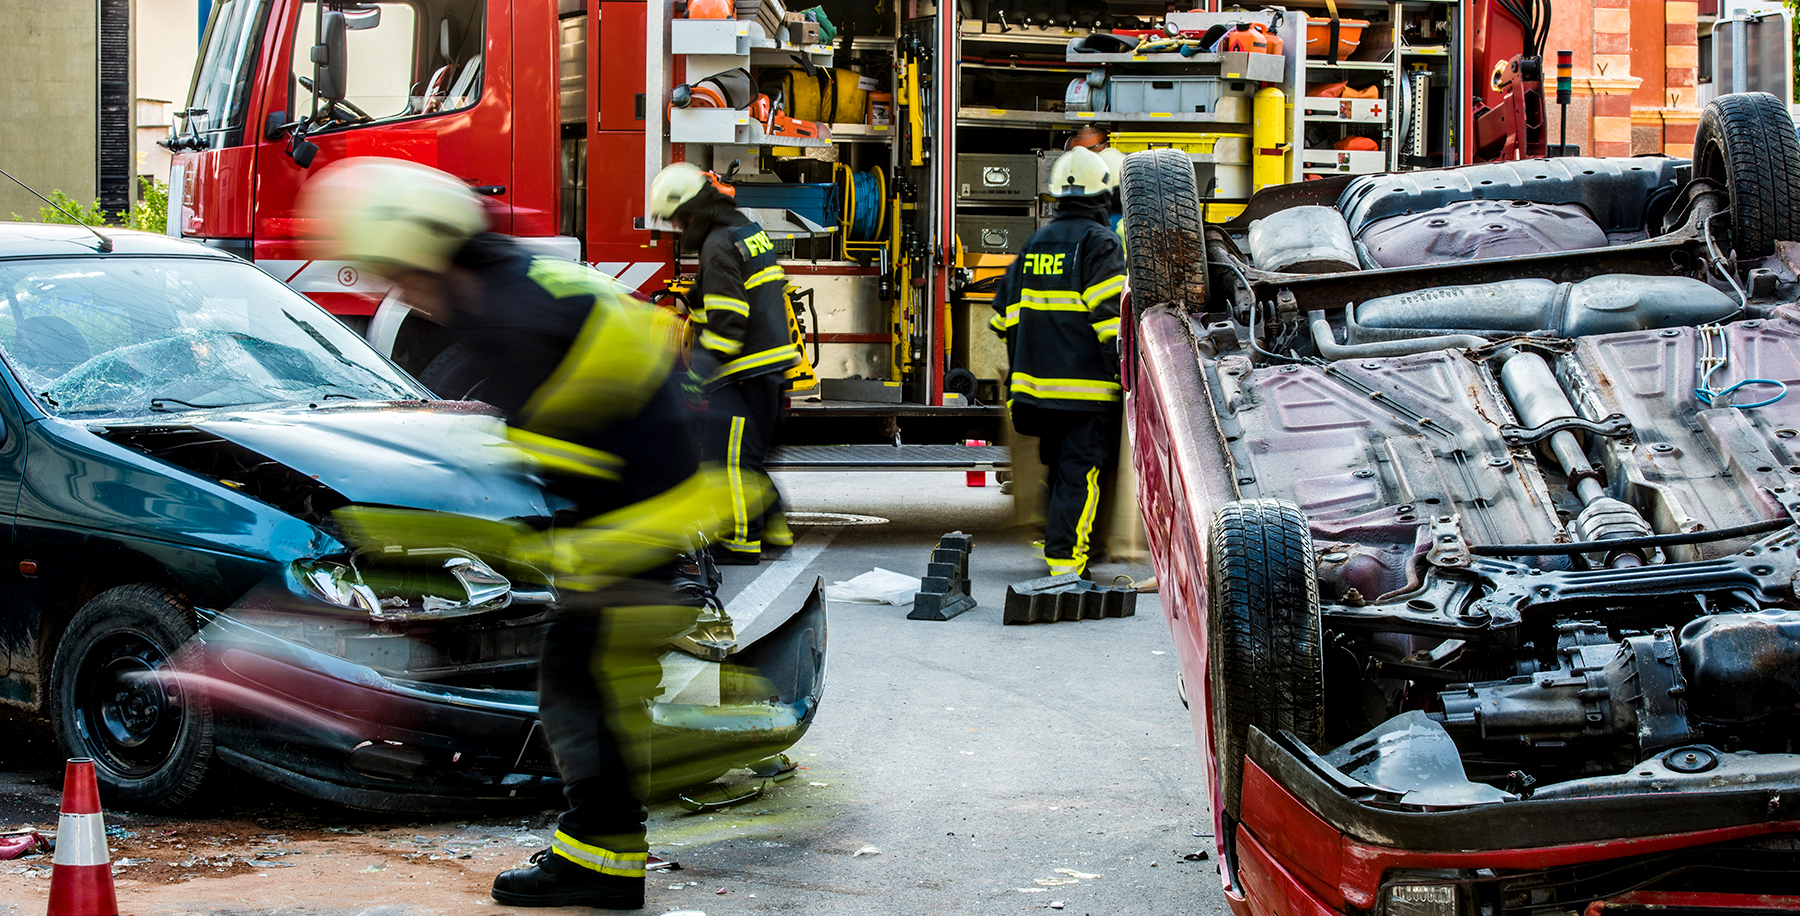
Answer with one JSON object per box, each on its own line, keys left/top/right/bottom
{"left": 10, "top": 179, "right": 169, "bottom": 232}
{"left": 1790, "top": 0, "right": 1800, "bottom": 102}
{"left": 128, "top": 178, "right": 170, "bottom": 233}
{"left": 15, "top": 190, "right": 110, "bottom": 226}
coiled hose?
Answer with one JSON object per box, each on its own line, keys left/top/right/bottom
{"left": 838, "top": 164, "right": 886, "bottom": 242}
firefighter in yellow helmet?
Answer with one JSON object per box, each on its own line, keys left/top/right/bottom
{"left": 988, "top": 146, "right": 1126, "bottom": 578}
{"left": 649, "top": 162, "right": 797, "bottom": 565}
{"left": 304, "top": 157, "right": 764, "bottom": 911}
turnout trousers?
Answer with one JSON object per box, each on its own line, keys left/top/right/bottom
{"left": 537, "top": 584, "right": 698, "bottom": 880}
{"left": 702, "top": 372, "right": 790, "bottom": 559}
{"left": 1015, "top": 404, "right": 1115, "bottom": 576}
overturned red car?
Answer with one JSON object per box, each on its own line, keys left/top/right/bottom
{"left": 1123, "top": 92, "right": 1800, "bottom": 916}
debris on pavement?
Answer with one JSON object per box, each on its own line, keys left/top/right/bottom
{"left": 1183, "top": 851, "right": 1209, "bottom": 861}
{"left": 852, "top": 845, "right": 882, "bottom": 857}
{"left": 1050, "top": 902, "right": 1066, "bottom": 909}
{"left": 677, "top": 780, "right": 765, "bottom": 814}
{"left": 1003, "top": 573, "right": 1138, "bottom": 624}
{"left": 908, "top": 532, "right": 976, "bottom": 621}
{"left": 824, "top": 568, "right": 921, "bottom": 605}
{"left": 1055, "top": 868, "right": 1100, "bottom": 880}
{"left": 0, "top": 832, "right": 47, "bottom": 860}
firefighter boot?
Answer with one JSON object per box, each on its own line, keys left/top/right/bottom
{"left": 492, "top": 849, "right": 645, "bottom": 909}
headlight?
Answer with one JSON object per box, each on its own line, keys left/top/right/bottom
{"left": 1383, "top": 883, "right": 1460, "bottom": 916}
{"left": 300, "top": 550, "right": 523, "bottom": 621}
{"left": 296, "top": 560, "right": 380, "bottom": 613}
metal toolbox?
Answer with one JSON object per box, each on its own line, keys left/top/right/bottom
{"left": 957, "top": 154, "right": 1041, "bottom": 202}
{"left": 957, "top": 213, "right": 1038, "bottom": 254}
{"left": 1106, "top": 75, "right": 1224, "bottom": 115}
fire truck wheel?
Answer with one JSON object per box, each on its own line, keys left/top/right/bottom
{"left": 51, "top": 584, "right": 215, "bottom": 812}
{"left": 1207, "top": 498, "right": 1323, "bottom": 820}
{"left": 1693, "top": 92, "right": 1800, "bottom": 260}
{"left": 1119, "top": 148, "right": 1209, "bottom": 310}
{"left": 418, "top": 340, "right": 491, "bottom": 401}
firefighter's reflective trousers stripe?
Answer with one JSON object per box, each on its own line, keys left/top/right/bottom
{"left": 538, "top": 590, "right": 698, "bottom": 878}
{"left": 702, "top": 371, "right": 785, "bottom": 557}
{"left": 1018, "top": 405, "right": 1113, "bottom": 576}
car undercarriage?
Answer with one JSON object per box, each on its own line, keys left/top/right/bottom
{"left": 1123, "top": 92, "right": 1800, "bottom": 913}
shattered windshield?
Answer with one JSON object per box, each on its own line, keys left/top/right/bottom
{"left": 0, "top": 256, "right": 423, "bottom": 418}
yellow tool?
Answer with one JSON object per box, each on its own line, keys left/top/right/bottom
{"left": 903, "top": 55, "right": 925, "bottom": 168}
{"left": 782, "top": 284, "right": 819, "bottom": 395}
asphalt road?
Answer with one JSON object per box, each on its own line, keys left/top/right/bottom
{"left": 1, "top": 471, "right": 1230, "bottom": 916}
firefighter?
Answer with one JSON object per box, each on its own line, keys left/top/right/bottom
{"left": 305, "top": 158, "right": 762, "bottom": 911}
{"left": 988, "top": 146, "right": 1126, "bottom": 578}
{"left": 649, "top": 161, "right": 798, "bottom": 565}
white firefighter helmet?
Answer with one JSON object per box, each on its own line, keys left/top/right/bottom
{"left": 1048, "top": 146, "right": 1111, "bottom": 198}
{"left": 1097, "top": 147, "right": 1127, "bottom": 193}
{"left": 300, "top": 157, "right": 487, "bottom": 275}
{"left": 648, "top": 162, "right": 712, "bottom": 220}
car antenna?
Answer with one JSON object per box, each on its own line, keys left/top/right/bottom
{"left": 0, "top": 166, "right": 112, "bottom": 252}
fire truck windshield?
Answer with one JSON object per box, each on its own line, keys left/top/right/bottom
{"left": 182, "top": 0, "right": 274, "bottom": 149}
{"left": 291, "top": 0, "right": 486, "bottom": 127}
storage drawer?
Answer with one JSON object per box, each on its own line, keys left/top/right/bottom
{"left": 1301, "top": 148, "right": 1387, "bottom": 174}
{"left": 1302, "top": 97, "right": 1386, "bottom": 122}
{"left": 730, "top": 182, "right": 839, "bottom": 228}
{"left": 1106, "top": 75, "right": 1223, "bottom": 115}
{"left": 957, "top": 214, "right": 1038, "bottom": 254}
{"left": 958, "top": 154, "right": 1042, "bottom": 202}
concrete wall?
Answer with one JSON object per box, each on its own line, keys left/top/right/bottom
{"left": 0, "top": 1, "right": 99, "bottom": 219}
{"left": 136, "top": 0, "right": 202, "bottom": 183}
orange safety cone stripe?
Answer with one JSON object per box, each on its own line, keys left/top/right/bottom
{"left": 46, "top": 758, "right": 119, "bottom": 916}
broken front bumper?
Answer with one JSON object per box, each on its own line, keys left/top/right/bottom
{"left": 1230, "top": 729, "right": 1800, "bottom": 916}
{"left": 194, "top": 580, "right": 828, "bottom": 813}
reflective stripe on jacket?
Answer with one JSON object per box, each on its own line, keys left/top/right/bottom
{"left": 693, "top": 214, "right": 798, "bottom": 386}
{"left": 989, "top": 208, "right": 1126, "bottom": 412}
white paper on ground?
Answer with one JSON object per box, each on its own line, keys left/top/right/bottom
{"left": 823, "top": 567, "right": 922, "bottom": 605}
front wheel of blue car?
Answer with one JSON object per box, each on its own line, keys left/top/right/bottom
{"left": 51, "top": 585, "right": 215, "bottom": 812}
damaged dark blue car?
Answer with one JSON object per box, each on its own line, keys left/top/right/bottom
{"left": 0, "top": 224, "right": 825, "bottom": 812}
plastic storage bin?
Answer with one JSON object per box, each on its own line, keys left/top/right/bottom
{"left": 730, "top": 182, "right": 839, "bottom": 228}
{"left": 1105, "top": 75, "right": 1224, "bottom": 114}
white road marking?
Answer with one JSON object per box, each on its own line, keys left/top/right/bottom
{"left": 656, "top": 529, "right": 836, "bottom": 703}
{"left": 728, "top": 530, "right": 836, "bottom": 634}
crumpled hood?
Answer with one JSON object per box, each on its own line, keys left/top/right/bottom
{"left": 104, "top": 401, "right": 554, "bottom": 521}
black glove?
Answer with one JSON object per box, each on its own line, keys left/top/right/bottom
{"left": 684, "top": 350, "right": 721, "bottom": 405}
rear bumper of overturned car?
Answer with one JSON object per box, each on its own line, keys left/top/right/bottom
{"left": 1229, "top": 729, "right": 1800, "bottom": 916}
{"left": 193, "top": 580, "right": 829, "bottom": 813}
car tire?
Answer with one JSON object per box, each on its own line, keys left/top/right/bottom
{"left": 1207, "top": 498, "right": 1324, "bottom": 820}
{"left": 50, "top": 585, "right": 214, "bottom": 812}
{"left": 418, "top": 340, "right": 491, "bottom": 401}
{"left": 1119, "top": 148, "right": 1209, "bottom": 309}
{"left": 1693, "top": 92, "right": 1800, "bottom": 260}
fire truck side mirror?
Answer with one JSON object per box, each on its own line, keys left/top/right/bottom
{"left": 312, "top": 10, "right": 349, "bottom": 104}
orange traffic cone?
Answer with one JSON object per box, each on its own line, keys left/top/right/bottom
{"left": 46, "top": 758, "right": 118, "bottom": 916}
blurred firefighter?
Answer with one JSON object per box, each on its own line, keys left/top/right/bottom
{"left": 649, "top": 161, "right": 797, "bottom": 565}
{"left": 988, "top": 146, "right": 1126, "bottom": 578}
{"left": 304, "top": 158, "right": 764, "bottom": 911}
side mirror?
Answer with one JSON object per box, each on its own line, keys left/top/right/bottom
{"left": 312, "top": 10, "right": 349, "bottom": 103}
{"left": 342, "top": 3, "right": 381, "bottom": 30}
